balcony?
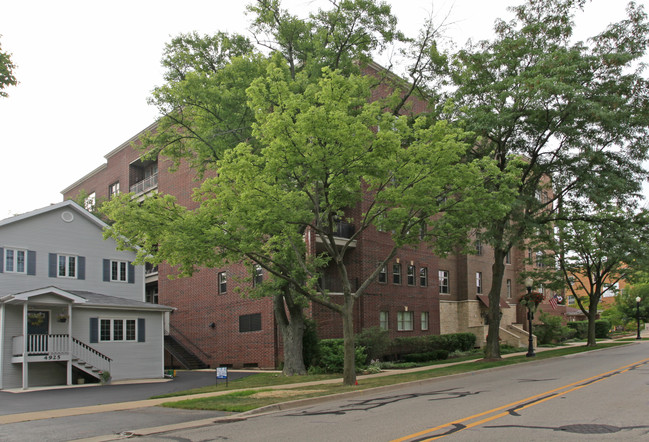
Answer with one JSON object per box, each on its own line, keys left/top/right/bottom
{"left": 315, "top": 221, "right": 357, "bottom": 250}
{"left": 130, "top": 173, "right": 158, "bottom": 194}
{"left": 318, "top": 273, "right": 359, "bottom": 295}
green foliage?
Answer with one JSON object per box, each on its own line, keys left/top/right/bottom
{"left": 616, "top": 284, "right": 649, "bottom": 322}
{"left": 567, "top": 320, "right": 611, "bottom": 339}
{"left": 355, "top": 327, "right": 391, "bottom": 364}
{"left": 534, "top": 313, "right": 574, "bottom": 345}
{"left": 403, "top": 350, "right": 449, "bottom": 363}
{"left": 386, "top": 333, "right": 476, "bottom": 360}
{"left": 0, "top": 36, "right": 17, "bottom": 98}
{"left": 312, "top": 339, "right": 367, "bottom": 373}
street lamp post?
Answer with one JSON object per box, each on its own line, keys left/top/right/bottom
{"left": 525, "top": 277, "right": 535, "bottom": 357}
{"left": 636, "top": 296, "right": 642, "bottom": 340}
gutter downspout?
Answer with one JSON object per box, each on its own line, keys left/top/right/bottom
{"left": 22, "top": 302, "right": 28, "bottom": 390}
{"left": 0, "top": 304, "right": 4, "bottom": 389}
{"left": 67, "top": 303, "right": 72, "bottom": 385}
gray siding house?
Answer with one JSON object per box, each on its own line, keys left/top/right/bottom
{"left": 0, "top": 201, "right": 172, "bottom": 390}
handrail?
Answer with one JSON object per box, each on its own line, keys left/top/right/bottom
{"left": 72, "top": 337, "right": 112, "bottom": 374}
{"left": 168, "top": 323, "right": 211, "bottom": 359}
{"left": 130, "top": 173, "right": 158, "bottom": 194}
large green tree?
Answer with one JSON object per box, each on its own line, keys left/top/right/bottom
{"left": 449, "top": 0, "right": 649, "bottom": 359}
{"left": 554, "top": 205, "right": 649, "bottom": 346}
{"left": 102, "top": 0, "right": 462, "bottom": 381}
{"left": 0, "top": 36, "right": 17, "bottom": 97}
{"left": 103, "top": 65, "right": 508, "bottom": 385}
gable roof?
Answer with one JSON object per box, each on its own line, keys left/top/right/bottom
{"left": 1, "top": 286, "right": 173, "bottom": 312}
{"left": 0, "top": 200, "right": 107, "bottom": 231}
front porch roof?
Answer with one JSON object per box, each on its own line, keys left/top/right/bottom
{"left": 0, "top": 286, "right": 88, "bottom": 304}
{"left": 0, "top": 287, "right": 173, "bottom": 312}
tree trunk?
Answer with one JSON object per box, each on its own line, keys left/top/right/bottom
{"left": 342, "top": 293, "right": 356, "bottom": 386}
{"left": 273, "top": 291, "right": 307, "bottom": 376}
{"left": 586, "top": 299, "right": 598, "bottom": 347}
{"left": 484, "top": 247, "right": 506, "bottom": 360}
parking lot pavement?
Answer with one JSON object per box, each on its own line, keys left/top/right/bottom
{"left": 0, "top": 370, "right": 258, "bottom": 416}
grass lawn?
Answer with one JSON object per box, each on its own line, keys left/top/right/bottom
{"left": 157, "top": 342, "right": 627, "bottom": 412}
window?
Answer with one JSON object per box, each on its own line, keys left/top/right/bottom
{"left": 535, "top": 251, "right": 544, "bottom": 268}
{"left": 99, "top": 318, "right": 137, "bottom": 342}
{"left": 421, "top": 312, "right": 429, "bottom": 331}
{"left": 4, "top": 248, "right": 26, "bottom": 273}
{"left": 476, "top": 272, "right": 482, "bottom": 294}
{"left": 392, "top": 263, "right": 401, "bottom": 284}
{"left": 111, "top": 260, "right": 128, "bottom": 282}
{"left": 507, "top": 279, "right": 512, "bottom": 299}
{"left": 439, "top": 270, "right": 449, "bottom": 294}
{"left": 253, "top": 264, "right": 263, "bottom": 286}
{"left": 108, "top": 182, "right": 120, "bottom": 199}
{"left": 84, "top": 192, "right": 96, "bottom": 210}
{"left": 475, "top": 240, "right": 483, "bottom": 256}
{"left": 378, "top": 265, "right": 387, "bottom": 284}
{"left": 419, "top": 267, "right": 428, "bottom": 287}
{"left": 239, "top": 313, "right": 262, "bottom": 332}
{"left": 397, "top": 311, "right": 414, "bottom": 331}
{"left": 505, "top": 250, "right": 511, "bottom": 264}
{"left": 380, "top": 311, "right": 389, "bottom": 330}
{"left": 407, "top": 265, "right": 415, "bottom": 286}
{"left": 218, "top": 271, "right": 227, "bottom": 294}
{"left": 58, "top": 255, "right": 76, "bottom": 278}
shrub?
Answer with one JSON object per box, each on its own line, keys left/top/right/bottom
{"left": 535, "top": 313, "right": 573, "bottom": 345}
{"left": 385, "top": 333, "right": 476, "bottom": 360}
{"left": 315, "top": 339, "right": 367, "bottom": 373}
{"left": 595, "top": 319, "right": 611, "bottom": 338}
{"left": 356, "top": 326, "right": 391, "bottom": 364}
{"left": 567, "top": 321, "right": 588, "bottom": 339}
{"left": 403, "top": 350, "right": 449, "bottom": 363}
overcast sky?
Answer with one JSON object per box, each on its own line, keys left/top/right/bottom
{"left": 0, "top": 0, "right": 641, "bottom": 218}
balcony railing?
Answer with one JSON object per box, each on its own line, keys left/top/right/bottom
{"left": 130, "top": 173, "right": 158, "bottom": 194}
{"left": 330, "top": 221, "right": 355, "bottom": 239}
{"left": 145, "top": 262, "right": 159, "bottom": 275}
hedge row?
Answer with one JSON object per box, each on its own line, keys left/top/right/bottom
{"left": 566, "top": 319, "right": 611, "bottom": 339}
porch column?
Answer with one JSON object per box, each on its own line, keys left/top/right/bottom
{"left": 22, "top": 302, "right": 28, "bottom": 390}
{"left": 67, "top": 303, "right": 72, "bottom": 385}
{"left": 0, "top": 304, "right": 5, "bottom": 389}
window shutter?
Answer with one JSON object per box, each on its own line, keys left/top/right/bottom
{"left": 27, "top": 251, "right": 36, "bottom": 275}
{"left": 137, "top": 318, "right": 145, "bottom": 342}
{"left": 0, "top": 247, "right": 3, "bottom": 273}
{"left": 128, "top": 262, "right": 135, "bottom": 284}
{"left": 89, "top": 317, "right": 98, "bottom": 343}
{"left": 77, "top": 256, "right": 85, "bottom": 280}
{"left": 49, "top": 253, "right": 57, "bottom": 277}
{"left": 103, "top": 259, "right": 110, "bottom": 282}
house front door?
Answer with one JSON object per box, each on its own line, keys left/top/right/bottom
{"left": 27, "top": 310, "right": 49, "bottom": 353}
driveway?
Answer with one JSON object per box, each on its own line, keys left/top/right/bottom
{"left": 0, "top": 369, "right": 258, "bottom": 415}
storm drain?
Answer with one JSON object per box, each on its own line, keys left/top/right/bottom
{"left": 558, "top": 424, "right": 621, "bottom": 434}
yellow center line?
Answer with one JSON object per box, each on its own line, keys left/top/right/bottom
{"left": 392, "top": 357, "right": 649, "bottom": 442}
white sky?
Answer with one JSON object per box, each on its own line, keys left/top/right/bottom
{"left": 0, "top": 0, "right": 642, "bottom": 218}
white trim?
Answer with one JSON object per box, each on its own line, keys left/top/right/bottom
{"left": 0, "top": 200, "right": 107, "bottom": 231}
{"left": 3, "top": 248, "right": 27, "bottom": 274}
{"left": 98, "top": 317, "right": 138, "bottom": 342}
{"left": 0, "top": 303, "right": 4, "bottom": 389}
{"left": 2, "top": 287, "right": 88, "bottom": 304}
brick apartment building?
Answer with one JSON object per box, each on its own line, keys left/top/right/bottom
{"left": 61, "top": 121, "right": 537, "bottom": 369}
{"left": 61, "top": 65, "right": 537, "bottom": 368}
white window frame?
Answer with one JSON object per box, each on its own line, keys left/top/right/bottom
{"left": 4, "top": 248, "right": 27, "bottom": 274}
{"left": 379, "top": 311, "right": 389, "bottom": 330}
{"left": 439, "top": 270, "right": 449, "bottom": 294}
{"left": 476, "top": 272, "right": 482, "bottom": 294}
{"left": 507, "top": 279, "right": 512, "bottom": 299}
{"left": 378, "top": 265, "right": 387, "bottom": 284}
{"left": 419, "top": 267, "right": 428, "bottom": 287}
{"left": 392, "top": 263, "right": 401, "bottom": 285}
{"left": 407, "top": 265, "right": 416, "bottom": 286}
{"left": 218, "top": 271, "right": 227, "bottom": 294}
{"left": 99, "top": 318, "right": 137, "bottom": 342}
{"left": 110, "top": 260, "right": 128, "bottom": 282}
{"left": 421, "top": 312, "right": 429, "bottom": 331}
{"left": 58, "top": 254, "right": 76, "bottom": 278}
{"left": 108, "top": 181, "right": 120, "bottom": 199}
{"left": 253, "top": 264, "right": 263, "bottom": 287}
{"left": 397, "top": 311, "right": 414, "bottom": 331}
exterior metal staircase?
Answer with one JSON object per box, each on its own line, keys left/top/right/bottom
{"left": 164, "top": 335, "right": 208, "bottom": 369}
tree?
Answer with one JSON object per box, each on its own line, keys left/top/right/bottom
{"left": 615, "top": 284, "right": 649, "bottom": 327}
{"left": 103, "top": 65, "right": 507, "bottom": 385}
{"left": 449, "top": 0, "right": 649, "bottom": 359}
{"left": 0, "top": 36, "right": 17, "bottom": 97}
{"left": 103, "top": 0, "right": 468, "bottom": 381}
{"left": 555, "top": 206, "right": 649, "bottom": 346}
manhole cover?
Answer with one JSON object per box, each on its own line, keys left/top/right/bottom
{"left": 558, "top": 424, "right": 621, "bottom": 434}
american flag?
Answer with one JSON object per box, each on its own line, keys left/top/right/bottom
{"left": 549, "top": 295, "right": 559, "bottom": 310}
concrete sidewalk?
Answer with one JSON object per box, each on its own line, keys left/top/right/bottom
{"left": 4, "top": 335, "right": 641, "bottom": 428}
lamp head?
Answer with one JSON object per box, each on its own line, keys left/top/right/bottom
{"left": 524, "top": 277, "right": 534, "bottom": 289}
{"left": 636, "top": 296, "right": 642, "bottom": 303}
